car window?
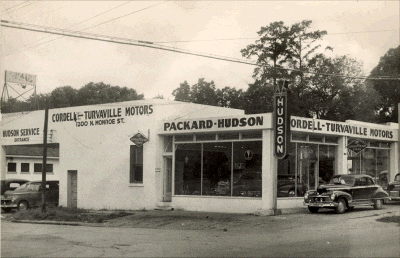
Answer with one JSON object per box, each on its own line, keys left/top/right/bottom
{"left": 395, "top": 174, "right": 400, "bottom": 182}
{"left": 27, "top": 183, "right": 40, "bottom": 191}
{"left": 14, "top": 183, "right": 29, "bottom": 191}
{"left": 355, "top": 178, "right": 367, "bottom": 186}
{"left": 330, "top": 176, "right": 354, "bottom": 185}
{"left": 366, "top": 177, "right": 375, "bottom": 186}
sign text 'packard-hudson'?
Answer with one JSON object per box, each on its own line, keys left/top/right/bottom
{"left": 164, "top": 115, "right": 265, "bottom": 132}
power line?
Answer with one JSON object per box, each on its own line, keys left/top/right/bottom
{"left": 8, "top": 1, "right": 134, "bottom": 56}
{"left": 0, "top": 1, "right": 36, "bottom": 16}
{"left": 1, "top": 20, "right": 399, "bottom": 81}
{"left": 155, "top": 29, "right": 399, "bottom": 44}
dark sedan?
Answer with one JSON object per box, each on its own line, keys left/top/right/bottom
{"left": 387, "top": 173, "right": 400, "bottom": 201}
{"left": 1, "top": 180, "right": 59, "bottom": 212}
{"left": 304, "top": 174, "right": 389, "bottom": 214}
{"left": 1, "top": 179, "right": 29, "bottom": 212}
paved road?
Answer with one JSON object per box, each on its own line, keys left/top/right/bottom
{"left": 1, "top": 203, "right": 400, "bottom": 257}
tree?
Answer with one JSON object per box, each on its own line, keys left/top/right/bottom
{"left": 172, "top": 78, "right": 219, "bottom": 106}
{"left": 76, "top": 82, "right": 144, "bottom": 106}
{"left": 2, "top": 82, "right": 144, "bottom": 113}
{"left": 368, "top": 45, "right": 400, "bottom": 123}
{"left": 241, "top": 21, "right": 291, "bottom": 86}
{"left": 50, "top": 86, "right": 78, "bottom": 108}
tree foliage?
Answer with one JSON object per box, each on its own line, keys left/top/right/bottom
{"left": 368, "top": 45, "right": 400, "bottom": 123}
{"left": 2, "top": 82, "right": 144, "bottom": 113}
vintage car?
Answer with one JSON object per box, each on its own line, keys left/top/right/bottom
{"left": 232, "top": 171, "right": 262, "bottom": 197}
{"left": 1, "top": 180, "right": 59, "bottom": 212}
{"left": 387, "top": 173, "right": 400, "bottom": 201}
{"left": 1, "top": 179, "right": 29, "bottom": 212}
{"left": 277, "top": 175, "right": 325, "bottom": 197}
{"left": 303, "top": 174, "right": 389, "bottom": 214}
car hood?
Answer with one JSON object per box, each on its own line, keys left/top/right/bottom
{"left": 317, "top": 184, "right": 351, "bottom": 194}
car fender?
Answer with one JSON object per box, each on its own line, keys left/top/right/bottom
{"left": 332, "top": 191, "right": 353, "bottom": 204}
{"left": 372, "top": 188, "right": 389, "bottom": 199}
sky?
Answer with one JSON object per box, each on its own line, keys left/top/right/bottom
{"left": 1, "top": 1, "right": 399, "bottom": 100}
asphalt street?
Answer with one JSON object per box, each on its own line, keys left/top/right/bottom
{"left": 1, "top": 203, "right": 400, "bottom": 257}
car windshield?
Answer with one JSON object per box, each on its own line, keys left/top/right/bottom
{"left": 330, "top": 176, "right": 355, "bottom": 186}
{"left": 14, "top": 182, "right": 30, "bottom": 191}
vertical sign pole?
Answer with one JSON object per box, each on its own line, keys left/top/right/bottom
{"left": 41, "top": 107, "right": 49, "bottom": 213}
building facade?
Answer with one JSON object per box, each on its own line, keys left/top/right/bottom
{"left": 1, "top": 99, "right": 399, "bottom": 214}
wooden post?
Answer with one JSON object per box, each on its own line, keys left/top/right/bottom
{"left": 41, "top": 107, "right": 49, "bottom": 213}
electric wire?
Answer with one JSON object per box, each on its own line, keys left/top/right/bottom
{"left": 0, "top": 1, "right": 37, "bottom": 16}
{"left": 2, "top": 20, "right": 399, "bottom": 81}
{"left": 8, "top": 1, "right": 134, "bottom": 56}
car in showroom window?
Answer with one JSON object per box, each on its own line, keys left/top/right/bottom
{"left": 303, "top": 174, "right": 389, "bottom": 214}
{"left": 387, "top": 173, "right": 400, "bottom": 202}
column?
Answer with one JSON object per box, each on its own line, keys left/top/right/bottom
{"left": 336, "top": 136, "right": 348, "bottom": 175}
{"left": 255, "top": 129, "right": 281, "bottom": 216}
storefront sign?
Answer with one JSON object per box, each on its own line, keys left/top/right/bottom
{"left": 347, "top": 139, "right": 368, "bottom": 154}
{"left": 2, "top": 128, "right": 41, "bottom": 143}
{"left": 162, "top": 114, "right": 270, "bottom": 134}
{"left": 274, "top": 81, "right": 290, "bottom": 159}
{"left": 51, "top": 105, "right": 153, "bottom": 128}
{"left": 290, "top": 116, "right": 397, "bottom": 141}
{"left": 130, "top": 132, "right": 148, "bottom": 147}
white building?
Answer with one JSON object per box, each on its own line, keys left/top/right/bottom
{"left": 1, "top": 99, "right": 399, "bottom": 214}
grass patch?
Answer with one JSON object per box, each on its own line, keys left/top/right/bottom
{"left": 10, "top": 206, "right": 132, "bottom": 223}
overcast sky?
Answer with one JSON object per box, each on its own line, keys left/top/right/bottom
{"left": 1, "top": 1, "right": 399, "bottom": 100}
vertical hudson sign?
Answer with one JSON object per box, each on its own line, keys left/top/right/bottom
{"left": 274, "top": 81, "right": 290, "bottom": 159}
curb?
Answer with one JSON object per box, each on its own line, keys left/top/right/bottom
{"left": 12, "top": 220, "right": 82, "bottom": 226}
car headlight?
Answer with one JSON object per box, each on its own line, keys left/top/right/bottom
{"left": 304, "top": 192, "right": 309, "bottom": 200}
{"left": 330, "top": 193, "right": 336, "bottom": 200}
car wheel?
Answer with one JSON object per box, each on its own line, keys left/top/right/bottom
{"left": 288, "top": 189, "right": 296, "bottom": 197}
{"left": 308, "top": 206, "right": 319, "bottom": 213}
{"left": 336, "top": 198, "right": 347, "bottom": 214}
{"left": 18, "top": 201, "right": 29, "bottom": 211}
{"left": 1, "top": 208, "right": 12, "bottom": 213}
{"left": 374, "top": 199, "right": 383, "bottom": 210}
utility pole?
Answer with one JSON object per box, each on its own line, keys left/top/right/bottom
{"left": 41, "top": 106, "right": 49, "bottom": 213}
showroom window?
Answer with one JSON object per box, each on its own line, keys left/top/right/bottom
{"left": 278, "top": 135, "right": 337, "bottom": 197}
{"left": 130, "top": 145, "right": 143, "bottom": 183}
{"left": 21, "top": 163, "right": 30, "bottom": 173}
{"left": 34, "top": 163, "right": 53, "bottom": 173}
{"left": 347, "top": 141, "right": 390, "bottom": 188}
{"left": 174, "top": 141, "right": 262, "bottom": 197}
{"left": 7, "top": 162, "right": 17, "bottom": 172}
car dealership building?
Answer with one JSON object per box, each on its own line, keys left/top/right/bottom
{"left": 1, "top": 99, "right": 399, "bottom": 214}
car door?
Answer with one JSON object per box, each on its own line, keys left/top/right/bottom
{"left": 365, "top": 177, "right": 378, "bottom": 200}
{"left": 352, "top": 177, "right": 369, "bottom": 203}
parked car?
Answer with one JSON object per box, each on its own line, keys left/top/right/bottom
{"left": 1, "top": 179, "right": 29, "bottom": 212}
{"left": 277, "top": 175, "right": 325, "bottom": 197}
{"left": 387, "top": 173, "right": 400, "bottom": 202}
{"left": 303, "top": 174, "right": 389, "bottom": 214}
{"left": 232, "top": 171, "right": 262, "bottom": 197}
{"left": 1, "top": 180, "right": 59, "bottom": 212}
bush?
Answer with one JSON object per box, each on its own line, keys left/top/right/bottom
{"left": 11, "top": 206, "right": 132, "bottom": 223}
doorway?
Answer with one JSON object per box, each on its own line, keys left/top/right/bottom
{"left": 67, "top": 170, "right": 77, "bottom": 208}
{"left": 163, "top": 157, "right": 172, "bottom": 202}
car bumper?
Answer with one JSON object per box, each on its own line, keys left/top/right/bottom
{"left": 303, "top": 201, "right": 338, "bottom": 208}
{"left": 389, "top": 191, "right": 400, "bottom": 201}
{"left": 1, "top": 199, "right": 17, "bottom": 208}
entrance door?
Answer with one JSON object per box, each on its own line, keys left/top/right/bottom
{"left": 68, "top": 170, "right": 77, "bottom": 208}
{"left": 298, "top": 145, "right": 318, "bottom": 191}
{"left": 163, "top": 157, "right": 172, "bottom": 202}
